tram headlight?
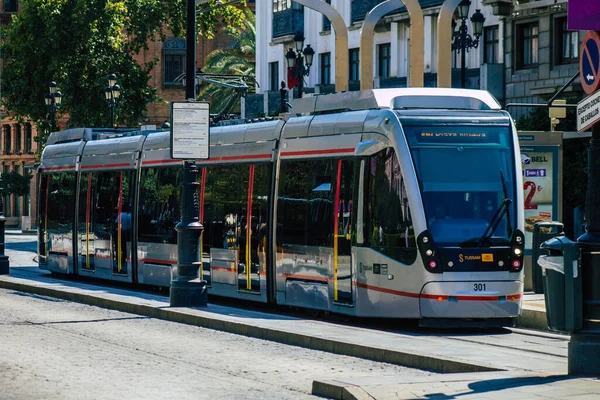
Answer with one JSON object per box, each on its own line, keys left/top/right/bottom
{"left": 418, "top": 231, "right": 442, "bottom": 274}
{"left": 509, "top": 229, "right": 525, "bottom": 272}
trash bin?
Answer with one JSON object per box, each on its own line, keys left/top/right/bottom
{"left": 532, "top": 222, "right": 564, "bottom": 294}
{"left": 538, "top": 235, "right": 582, "bottom": 333}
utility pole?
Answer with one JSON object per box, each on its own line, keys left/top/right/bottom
{"left": 0, "top": 174, "right": 9, "bottom": 275}
{"left": 573, "top": 122, "right": 600, "bottom": 374}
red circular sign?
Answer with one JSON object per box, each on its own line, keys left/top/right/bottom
{"left": 580, "top": 31, "right": 600, "bottom": 95}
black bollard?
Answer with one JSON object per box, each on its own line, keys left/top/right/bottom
{"left": 0, "top": 175, "right": 9, "bottom": 275}
{"left": 280, "top": 81, "right": 288, "bottom": 114}
{"left": 170, "top": 160, "right": 207, "bottom": 307}
{"left": 573, "top": 123, "right": 600, "bottom": 375}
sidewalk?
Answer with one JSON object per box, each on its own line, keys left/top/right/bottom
{"left": 2, "top": 231, "right": 599, "bottom": 399}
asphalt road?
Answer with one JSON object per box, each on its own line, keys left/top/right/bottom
{"left": 0, "top": 286, "right": 432, "bottom": 400}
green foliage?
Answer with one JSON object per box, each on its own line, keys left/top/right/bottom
{"left": 1, "top": 0, "right": 247, "bottom": 152}
{"left": 1, "top": 172, "right": 32, "bottom": 197}
{"left": 197, "top": 8, "right": 255, "bottom": 115}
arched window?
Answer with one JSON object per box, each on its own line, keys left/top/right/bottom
{"left": 3, "top": 125, "right": 11, "bottom": 154}
{"left": 163, "top": 38, "right": 186, "bottom": 85}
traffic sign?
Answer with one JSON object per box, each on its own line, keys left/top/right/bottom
{"left": 568, "top": 0, "right": 600, "bottom": 31}
{"left": 577, "top": 90, "right": 600, "bottom": 132}
{"left": 580, "top": 31, "right": 600, "bottom": 95}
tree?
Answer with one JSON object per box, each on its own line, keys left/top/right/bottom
{"left": 1, "top": 172, "right": 32, "bottom": 197}
{"left": 1, "top": 0, "right": 247, "bottom": 151}
{"left": 197, "top": 8, "right": 255, "bottom": 115}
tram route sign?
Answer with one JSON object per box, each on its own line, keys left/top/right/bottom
{"left": 580, "top": 31, "right": 600, "bottom": 95}
{"left": 170, "top": 101, "right": 210, "bottom": 160}
{"left": 577, "top": 89, "right": 600, "bottom": 132}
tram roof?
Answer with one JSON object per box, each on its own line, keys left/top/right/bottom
{"left": 290, "top": 88, "right": 501, "bottom": 115}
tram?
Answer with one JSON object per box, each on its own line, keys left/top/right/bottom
{"left": 38, "top": 88, "right": 524, "bottom": 326}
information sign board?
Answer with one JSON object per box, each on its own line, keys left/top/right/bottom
{"left": 170, "top": 102, "right": 210, "bottom": 160}
{"left": 580, "top": 31, "right": 600, "bottom": 95}
{"left": 577, "top": 90, "right": 600, "bottom": 132}
{"left": 568, "top": 0, "right": 600, "bottom": 31}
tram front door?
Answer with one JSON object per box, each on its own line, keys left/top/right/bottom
{"left": 334, "top": 159, "right": 354, "bottom": 304}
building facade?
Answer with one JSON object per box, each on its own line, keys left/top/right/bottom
{"left": 255, "top": 0, "right": 584, "bottom": 125}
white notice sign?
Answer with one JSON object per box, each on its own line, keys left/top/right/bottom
{"left": 577, "top": 90, "right": 600, "bottom": 133}
{"left": 170, "top": 102, "right": 210, "bottom": 159}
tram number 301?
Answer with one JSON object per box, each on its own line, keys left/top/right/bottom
{"left": 473, "top": 283, "right": 487, "bottom": 291}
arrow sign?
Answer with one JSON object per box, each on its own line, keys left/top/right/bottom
{"left": 580, "top": 31, "right": 600, "bottom": 95}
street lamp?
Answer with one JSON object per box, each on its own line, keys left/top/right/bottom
{"left": 105, "top": 74, "right": 121, "bottom": 127}
{"left": 451, "top": 0, "right": 485, "bottom": 88}
{"left": 44, "top": 82, "right": 62, "bottom": 132}
{"left": 285, "top": 32, "right": 314, "bottom": 99}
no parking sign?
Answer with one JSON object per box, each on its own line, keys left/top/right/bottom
{"left": 580, "top": 31, "right": 600, "bottom": 95}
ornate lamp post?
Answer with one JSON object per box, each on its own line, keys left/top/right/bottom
{"left": 0, "top": 174, "right": 9, "bottom": 274}
{"left": 451, "top": 0, "right": 485, "bottom": 88}
{"left": 105, "top": 74, "right": 121, "bottom": 127}
{"left": 285, "top": 32, "right": 315, "bottom": 99}
{"left": 44, "top": 82, "right": 62, "bottom": 132}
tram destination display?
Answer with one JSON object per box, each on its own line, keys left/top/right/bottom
{"left": 170, "top": 101, "right": 210, "bottom": 159}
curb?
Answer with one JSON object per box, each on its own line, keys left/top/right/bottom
{"left": 517, "top": 307, "right": 550, "bottom": 332}
{"left": 0, "top": 276, "right": 501, "bottom": 375}
{"left": 312, "top": 381, "right": 374, "bottom": 400}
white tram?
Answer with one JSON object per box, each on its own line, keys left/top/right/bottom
{"left": 38, "top": 88, "right": 525, "bottom": 326}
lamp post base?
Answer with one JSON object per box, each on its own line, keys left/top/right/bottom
{"left": 569, "top": 333, "right": 600, "bottom": 375}
{"left": 169, "top": 279, "right": 208, "bottom": 307}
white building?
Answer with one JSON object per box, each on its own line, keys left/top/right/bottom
{"left": 254, "top": 0, "right": 503, "bottom": 109}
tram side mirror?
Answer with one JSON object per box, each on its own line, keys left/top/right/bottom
{"left": 354, "top": 140, "right": 386, "bottom": 156}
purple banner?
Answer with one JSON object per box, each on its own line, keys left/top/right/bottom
{"left": 524, "top": 169, "right": 547, "bottom": 178}
{"left": 568, "top": 0, "right": 600, "bottom": 31}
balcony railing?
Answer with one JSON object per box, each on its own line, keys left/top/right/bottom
{"left": 273, "top": 5, "right": 304, "bottom": 38}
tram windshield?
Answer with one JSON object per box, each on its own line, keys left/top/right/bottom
{"left": 404, "top": 124, "right": 517, "bottom": 246}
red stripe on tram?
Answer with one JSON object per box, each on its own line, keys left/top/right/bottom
{"left": 280, "top": 148, "right": 355, "bottom": 157}
{"left": 81, "top": 162, "right": 131, "bottom": 170}
{"left": 40, "top": 165, "right": 75, "bottom": 172}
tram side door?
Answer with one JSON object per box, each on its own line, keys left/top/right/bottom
{"left": 334, "top": 159, "right": 354, "bottom": 305}
{"left": 237, "top": 164, "right": 268, "bottom": 293}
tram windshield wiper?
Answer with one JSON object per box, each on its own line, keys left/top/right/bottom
{"left": 460, "top": 171, "right": 513, "bottom": 248}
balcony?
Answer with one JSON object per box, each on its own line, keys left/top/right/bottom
{"left": 273, "top": 5, "right": 304, "bottom": 39}
{"left": 351, "top": 0, "right": 385, "bottom": 24}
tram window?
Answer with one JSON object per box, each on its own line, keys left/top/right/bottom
{"left": 278, "top": 159, "right": 336, "bottom": 246}
{"left": 361, "top": 149, "right": 417, "bottom": 264}
{"left": 86, "top": 171, "right": 135, "bottom": 240}
{"left": 46, "top": 172, "right": 76, "bottom": 232}
{"left": 201, "top": 163, "right": 271, "bottom": 255}
{"left": 138, "top": 167, "right": 182, "bottom": 244}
